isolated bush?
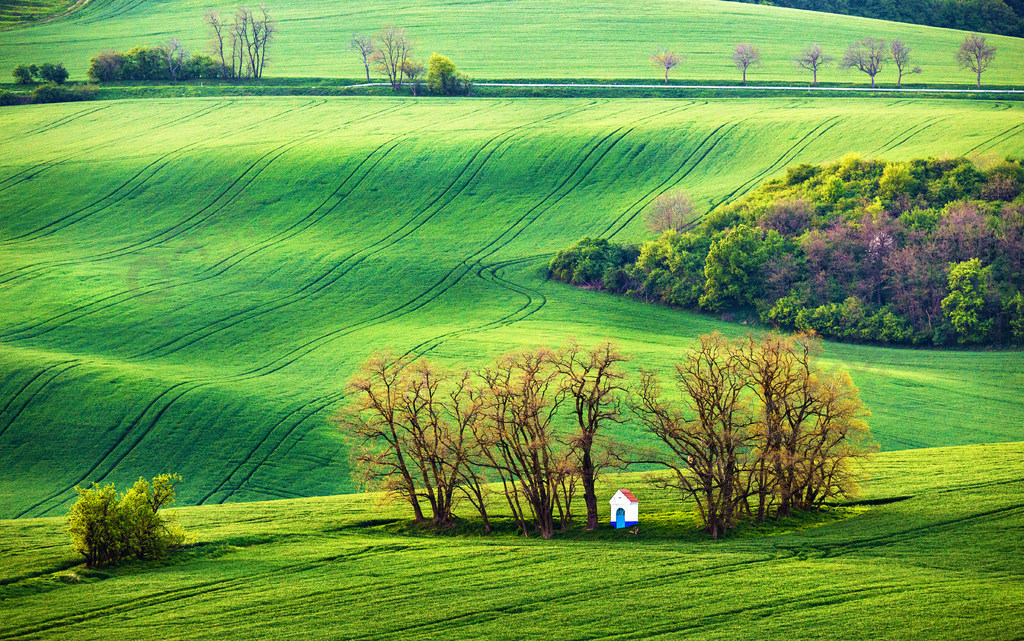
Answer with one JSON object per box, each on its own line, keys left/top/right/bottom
{"left": 426, "top": 53, "right": 471, "bottom": 95}
{"left": 67, "top": 474, "right": 186, "bottom": 567}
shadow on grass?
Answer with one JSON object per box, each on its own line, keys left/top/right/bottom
{"left": 346, "top": 506, "right": 868, "bottom": 543}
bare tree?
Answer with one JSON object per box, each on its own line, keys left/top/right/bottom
{"left": 731, "top": 43, "right": 761, "bottom": 84}
{"left": 206, "top": 12, "right": 229, "bottom": 78}
{"left": 351, "top": 33, "right": 376, "bottom": 82}
{"left": 645, "top": 191, "right": 696, "bottom": 233}
{"left": 159, "top": 38, "right": 188, "bottom": 82}
{"left": 794, "top": 43, "right": 833, "bottom": 86}
{"left": 651, "top": 48, "right": 682, "bottom": 84}
{"left": 476, "top": 348, "right": 577, "bottom": 538}
{"left": 401, "top": 59, "right": 425, "bottom": 96}
{"left": 372, "top": 25, "right": 411, "bottom": 91}
{"left": 554, "top": 340, "right": 630, "bottom": 530}
{"left": 890, "top": 40, "right": 921, "bottom": 88}
{"left": 337, "top": 354, "right": 480, "bottom": 526}
{"left": 841, "top": 38, "right": 888, "bottom": 88}
{"left": 630, "top": 333, "right": 754, "bottom": 539}
{"left": 956, "top": 33, "right": 997, "bottom": 89}
{"left": 227, "top": 5, "right": 275, "bottom": 80}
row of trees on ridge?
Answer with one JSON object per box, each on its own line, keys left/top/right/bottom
{"left": 652, "top": 33, "right": 998, "bottom": 87}
{"left": 337, "top": 334, "right": 872, "bottom": 539}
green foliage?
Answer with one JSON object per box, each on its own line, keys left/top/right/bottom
{"left": 0, "top": 90, "right": 22, "bottom": 106}
{"left": 426, "top": 53, "right": 471, "bottom": 95}
{"left": 30, "top": 82, "right": 95, "bottom": 104}
{"left": 38, "top": 62, "right": 68, "bottom": 84}
{"left": 699, "top": 224, "right": 768, "bottom": 311}
{"left": 548, "top": 237, "right": 637, "bottom": 287}
{"left": 942, "top": 258, "right": 993, "bottom": 343}
{"left": 89, "top": 47, "right": 222, "bottom": 83}
{"left": 1003, "top": 291, "right": 1024, "bottom": 344}
{"left": 11, "top": 63, "right": 33, "bottom": 84}
{"left": 66, "top": 474, "right": 185, "bottom": 568}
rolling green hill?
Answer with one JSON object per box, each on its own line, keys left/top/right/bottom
{"left": 0, "top": 0, "right": 1023, "bottom": 85}
{"left": 1, "top": 96, "right": 1022, "bottom": 520}
{"left": 1, "top": 442, "right": 1022, "bottom": 639}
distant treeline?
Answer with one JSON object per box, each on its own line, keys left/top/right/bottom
{"left": 550, "top": 155, "right": 1024, "bottom": 347}
{"left": 732, "top": 0, "right": 1024, "bottom": 37}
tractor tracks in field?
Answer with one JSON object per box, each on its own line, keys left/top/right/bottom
{"left": 0, "top": 100, "right": 232, "bottom": 200}
{"left": 10, "top": 102, "right": 590, "bottom": 516}
{"left": 395, "top": 101, "right": 701, "bottom": 359}
{"left": 0, "top": 102, "right": 405, "bottom": 339}
{"left": 0, "top": 360, "right": 80, "bottom": 440}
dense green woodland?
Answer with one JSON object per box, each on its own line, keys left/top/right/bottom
{"left": 731, "top": 0, "right": 1024, "bottom": 37}
{"left": 551, "top": 155, "right": 1024, "bottom": 345}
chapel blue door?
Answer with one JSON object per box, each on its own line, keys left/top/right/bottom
{"left": 616, "top": 507, "right": 625, "bottom": 528}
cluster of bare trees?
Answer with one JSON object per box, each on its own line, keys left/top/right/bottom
{"left": 651, "top": 33, "right": 997, "bottom": 88}
{"left": 631, "top": 333, "right": 872, "bottom": 538}
{"left": 337, "top": 333, "right": 872, "bottom": 539}
{"left": 351, "top": 26, "right": 414, "bottom": 90}
{"left": 206, "top": 5, "right": 276, "bottom": 80}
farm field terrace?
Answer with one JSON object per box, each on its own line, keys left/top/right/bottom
{"left": 0, "top": 96, "right": 1023, "bottom": 520}
{"left": 0, "top": 442, "right": 1023, "bottom": 639}
{"left": 1, "top": 0, "right": 1024, "bottom": 85}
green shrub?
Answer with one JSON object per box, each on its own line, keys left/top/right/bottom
{"left": 39, "top": 62, "right": 69, "bottom": 84}
{"left": 31, "top": 83, "right": 96, "bottom": 104}
{"left": 67, "top": 474, "right": 186, "bottom": 568}
{"left": 12, "top": 64, "right": 34, "bottom": 84}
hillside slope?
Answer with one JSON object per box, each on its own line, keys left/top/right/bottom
{"left": 0, "top": 0, "right": 1022, "bottom": 84}
{"left": 1, "top": 96, "right": 1022, "bottom": 519}
{"left": 1, "top": 442, "right": 1023, "bottom": 639}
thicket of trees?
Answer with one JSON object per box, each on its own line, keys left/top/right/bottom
{"left": 67, "top": 474, "right": 186, "bottom": 567}
{"left": 12, "top": 62, "right": 68, "bottom": 84}
{"left": 549, "top": 155, "right": 1024, "bottom": 346}
{"left": 726, "top": 0, "right": 1024, "bottom": 38}
{"left": 88, "top": 45, "right": 221, "bottom": 82}
{"left": 350, "top": 26, "right": 472, "bottom": 95}
{"left": 338, "top": 335, "right": 872, "bottom": 539}
{"left": 86, "top": 4, "right": 274, "bottom": 82}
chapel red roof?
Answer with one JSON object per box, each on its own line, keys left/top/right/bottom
{"left": 619, "top": 489, "right": 638, "bottom": 502}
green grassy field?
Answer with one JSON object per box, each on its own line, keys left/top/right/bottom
{"left": 1, "top": 96, "right": 1023, "bottom": 521}
{"left": 1, "top": 442, "right": 1022, "bottom": 639}
{"left": 0, "top": 0, "right": 73, "bottom": 31}
{"left": 1, "top": 0, "right": 1023, "bottom": 85}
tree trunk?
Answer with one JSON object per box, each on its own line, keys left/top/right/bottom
{"left": 664, "top": 68, "right": 669, "bottom": 84}
{"left": 364, "top": 61, "right": 370, "bottom": 82}
{"left": 870, "top": 74, "right": 876, "bottom": 89}
{"left": 977, "top": 68, "right": 982, "bottom": 89}
{"left": 581, "top": 450, "right": 598, "bottom": 530}
{"left": 742, "top": 68, "right": 746, "bottom": 84}
{"left": 812, "top": 69, "right": 817, "bottom": 85}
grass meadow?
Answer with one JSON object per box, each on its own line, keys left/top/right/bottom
{"left": 0, "top": 96, "right": 1022, "bottom": 521}
{"left": 1, "top": 0, "right": 1024, "bottom": 85}
{"left": 0, "top": 442, "right": 1022, "bottom": 639}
